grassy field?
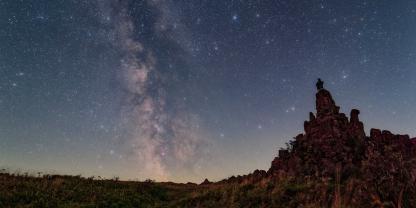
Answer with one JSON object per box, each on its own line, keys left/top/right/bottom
{"left": 0, "top": 172, "right": 198, "bottom": 207}
{"left": 0, "top": 171, "right": 318, "bottom": 208}
{"left": 2, "top": 170, "right": 416, "bottom": 207}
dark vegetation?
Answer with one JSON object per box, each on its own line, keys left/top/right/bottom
{"left": 0, "top": 170, "right": 197, "bottom": 208}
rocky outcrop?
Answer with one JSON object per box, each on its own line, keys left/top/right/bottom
{"left": 269, "top": 87, "right": 415, "bottom": 180}
{"left": 200, "top": 178, "right": 212, "bottom": 185}
{"left": 270, "top": 88, "right": 369, "bottom": 176}
{"left": 266, "top": 85, "right": 416, "bottom": 207}
{"left": 218, "top": 169, "right": 268, "bottom": 185}
{"left": 315, "top": 89, "right": 340, "bottom": 117}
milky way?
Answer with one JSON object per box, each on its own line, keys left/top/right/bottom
{"left": 97, "top": 0, "right": 210, "bottom": 181}
{"left": 1, "top": 0, "right": 416, "bottom": 182}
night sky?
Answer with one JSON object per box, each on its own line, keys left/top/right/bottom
{"left": 1, "top": 0, "right": 416, "bottom": 182}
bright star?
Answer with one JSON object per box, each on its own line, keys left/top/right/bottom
{"left": 232, "top": 14, "right": 238, "bottom": 21}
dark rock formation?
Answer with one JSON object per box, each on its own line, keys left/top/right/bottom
{"left": 267, "top": 84, "right": 416, "bottom": 206}
{"left": 200, "top": 178, "right": 212, "bottom": 185}
{"left": 269, "top": 85, "right": 416, "bottom": 179}
{"left": 270, "top": 87, "right": 369, "bottom": 177}
{"left": 315, "top": 88, "right": 340, "bottom": 117}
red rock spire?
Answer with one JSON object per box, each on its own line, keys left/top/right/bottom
{"left": 270, "top": 82, "right": 367, "bottom": 175}
{"left": 315, "top": 89, "right": 340, "bottom": 117}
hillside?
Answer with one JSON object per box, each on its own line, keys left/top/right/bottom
{"left": 1, "top": 85, "right": 416, "bottom": 208}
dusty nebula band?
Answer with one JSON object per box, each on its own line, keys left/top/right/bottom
{"left": 99, "top": 0, "right": 209, "bottom": 181}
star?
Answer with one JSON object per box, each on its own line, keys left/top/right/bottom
{"left": 232, "top": 14, "right": 238, "bottom": 21}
